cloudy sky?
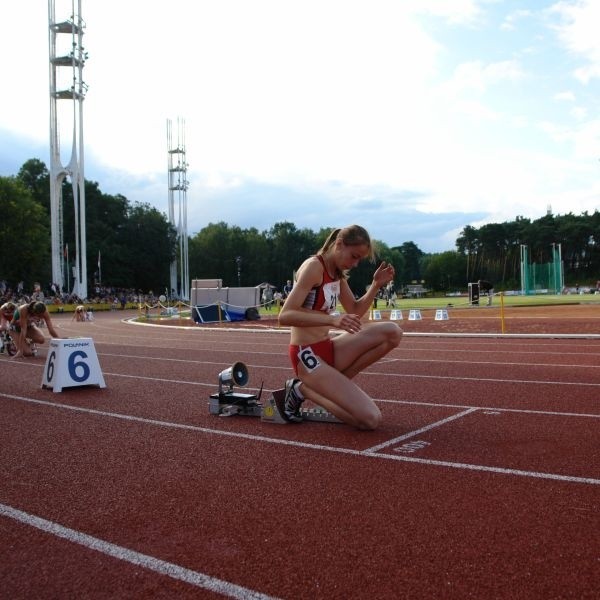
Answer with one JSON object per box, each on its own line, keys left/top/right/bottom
{"left": 1, "top": 0, "right": 599, "bottom": 252}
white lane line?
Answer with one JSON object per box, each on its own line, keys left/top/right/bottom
{"left": 2, "top": 394, "right": 599, "bottom": 486}
{"left": 100, "top": 350, "right": 284, "bottom": 360}
{"left": 388, "top": 357, "right": 600, "bottom": 369}
{"left": 0, "top": 503, "right": 279, "bottom": 600}
{"left": 7, "top": 358, "right": 600, "bottom": 390}
{"left": 364, "top": 370, "right": 600, "bottom": 387}
{"left": 403, "top": 332, "right": 600, "bottom": 339}
{"left": 401, "top": 347, "right": 600, "bottom": 356}
{"left": 124, "top": 319, "right": 600, "bottom": 339}
{"left": 377, "top": 398, "right": 600, "bottom": 419}
{"left": 363, "top": 408, "right": 478, "bottom": 453}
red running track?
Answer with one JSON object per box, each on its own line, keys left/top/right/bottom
{"left": 1, "top": 311, "right": 599, "bottom": 599}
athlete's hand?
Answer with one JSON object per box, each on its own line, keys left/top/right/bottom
{"left": 373, "top": 261, "right": 395, "bottom": 287}
{"left": 334, "top": 312, "right": 362, "bottom": 334}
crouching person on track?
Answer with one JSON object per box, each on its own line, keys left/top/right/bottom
{"left": 277, "top": 225, "right": 402, "bottom": 430}
{"left": 12, "top": 301, "right": 61, "bottom": 358}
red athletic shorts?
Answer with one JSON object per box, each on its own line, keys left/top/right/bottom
{"left": 289, "top": 337, "right": 335, "bottom": 376}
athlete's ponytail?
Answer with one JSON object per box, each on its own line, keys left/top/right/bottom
{"left": 317, "top": 225, "right": 375, "bottom": 261}
{"left": 317, "top": 228, "right": 341, "bottom": 256}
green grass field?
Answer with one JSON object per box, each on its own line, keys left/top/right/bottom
{"left": 260, "top": 292, "right": 600, "bottom": 316}
{"left": 383, "top": 292, "right": 600, "bottom": 310}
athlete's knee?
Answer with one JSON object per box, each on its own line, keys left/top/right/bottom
{"left": 378, "top": 322, "right": 402, "bottom": 349}
{"left": 355, "top": 404, "right": 382, "bottom": 430}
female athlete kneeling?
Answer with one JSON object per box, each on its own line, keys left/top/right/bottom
{"left": 278, "top": 225, "right": 402, "bottom": 429}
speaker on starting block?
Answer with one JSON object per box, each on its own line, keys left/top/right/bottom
{"left": 218, "top": 361, "right": 249, "bottom": 394}
{"left": 210, "top": 362, "right": 262, "bottom": 417}
{"left": 42, "top": 338, "right": 106, "bottom": 393}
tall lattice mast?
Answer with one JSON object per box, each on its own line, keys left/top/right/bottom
{"left": 167, "top": 118, "right": 189, "bottom": 300}
{"left": 48, "top": 0, "right": 88, "bottom": 299}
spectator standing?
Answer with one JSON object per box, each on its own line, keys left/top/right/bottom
{"left": 283, "top": 279, "right": 293, "bottom": 298}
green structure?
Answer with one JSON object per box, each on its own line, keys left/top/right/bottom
{"left": 520, "top": 244, "right": 564, "bottom": 295}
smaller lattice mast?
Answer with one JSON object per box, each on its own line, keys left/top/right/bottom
{"left": 167, "top": 118, "right": 190, "bottom": 300}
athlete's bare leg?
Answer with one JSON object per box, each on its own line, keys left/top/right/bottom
{"left": 293, "top": 322, "right": 401, "bottom": 429}
{"left": 298, "top": 363, "right": 382, "bottom": 429}
{"left": 334, "top": 322, "right": 402, "bottom": 379}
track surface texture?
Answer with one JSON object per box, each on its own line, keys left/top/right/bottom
{"left": 1, "top": 306, "right": 599, "bottom": 599}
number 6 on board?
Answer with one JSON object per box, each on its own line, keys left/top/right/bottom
{"left": 42, "top": 338, "right": 106, "bottom": 392}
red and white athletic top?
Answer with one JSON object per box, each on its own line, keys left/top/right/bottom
{"left": 301, "top": 255, "right": 340, "bottom": 314}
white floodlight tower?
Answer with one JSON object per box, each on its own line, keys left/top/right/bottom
{"left": 48, "top": 0, "right": 88, "bottom": 299}
{"left": 167, "top": 118, "right": 190, "bottom": 300}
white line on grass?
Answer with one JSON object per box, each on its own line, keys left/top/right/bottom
{"left": 0, "top": 503, "right": 280, "bottom": 600}
{"left": 2, "top": 393, "right": 599, "bottom": 486}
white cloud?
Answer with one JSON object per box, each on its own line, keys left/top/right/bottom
{"left": 573, "top": 64, "right": 600, "bottom": 85}
{"left": 408, "top": 0, "right": 486, "bottom": 26}
{"left": 500, "top": 9, "right": 533, "bottom": 31}
{"left": 448, "top": 59, "right": 525, "bottom": 94}
{"left": 554, "top": 90, "right": 576, "bottom": 101}
{"left": 2, "top": 0, "right": 600, "bottom": 254}
{"left": 551, "top": 0, "right": 600, "bottom": 83}
{"left": 569, "top": 106, "right": 587, "bottom": 120}
{"left": 80, "top": 0, "right": 444, "bottom": 187}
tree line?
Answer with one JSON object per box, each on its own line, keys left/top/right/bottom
{"left": 1, "top": 158, "right": 598, "bottom": 298}
{"left": 1, "top": 159, "right": 177, "bottom": 296}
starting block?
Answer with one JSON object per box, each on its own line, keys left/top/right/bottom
{"left": 389, "top": 309, "right": 403, "bottom": 320}
{"left": 435, "top": 309, "right": 450, "bottom": 320}
{"left": 370, "top": 309, "right": 382, "bottom": 320}
{"left": 209, "top": 389, "right": 262, "bottom": 417}
{"left": 408, "top": 309, "right": 422, "bottom": 320}
{"left": 209, "top": 387, "right": 341, "bottom": 424}
{"left": 42, "top": 338, "right": 106, "bottom": 393}
{"left": 260, "top": 390, "right": 342, "bottom": 424}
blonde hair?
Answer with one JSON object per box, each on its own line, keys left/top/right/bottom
{"left": 1, "top": 302, "right": 16, "bottom": 314}
{"left": 28, "top": 301, "right": 46, "bottom": 315}
{"left": 316, "top": 225, "right": 375, "bottom": 279}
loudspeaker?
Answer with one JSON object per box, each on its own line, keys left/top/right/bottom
{"left": 218, "top": 361, "right": 249, "bottom": 393}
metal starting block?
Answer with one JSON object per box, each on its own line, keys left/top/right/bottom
{"left": 209, "top": 387, "right": 341, "bottom": 424}
{"left": 260, "top": 391, "right": 342, "bottom": 424}
{"left": 209, "top": 392, "right": 262, "bottom": 417}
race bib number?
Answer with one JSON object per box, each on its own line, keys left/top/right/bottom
{"left": 298, "top": 346, "right": 321, "bottom": 372}
{"left": 322, "top": 281, "right": 340, "bottom": 314}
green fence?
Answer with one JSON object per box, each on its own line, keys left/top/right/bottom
{"left": 520, "top": 244, "right": 564, "bottom": 294}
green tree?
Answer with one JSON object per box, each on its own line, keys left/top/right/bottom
{"left": 17, "top": 158, "right": 50, "bottom": 213}
{"left": 422, "top": 251, "right": 467, "bottom": 292}
{"left": 556, "top": 213, "right": 594, "bottom": 277}
{"left": 239, "top": 227, "right": 271, "bottom": 285}
{"left": 84, "top": 183, "right": 130, "bottom": 286}
{"left": 456, "top": 225, "right": 479, "bottom": 282}
{"left": 0, "top": 176, "right": 51, "bottom": 286}
{"left": 116, "top": 203, "right": 177, "bottom": 291}
{"left": 189, "top": 222, "right": 237, "bottom": 285}
{"left": 266, "top": 222, "right": 318, "bottom": 288}
{"left": 393, "top": 241, "right": 423, "bottom": 287}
